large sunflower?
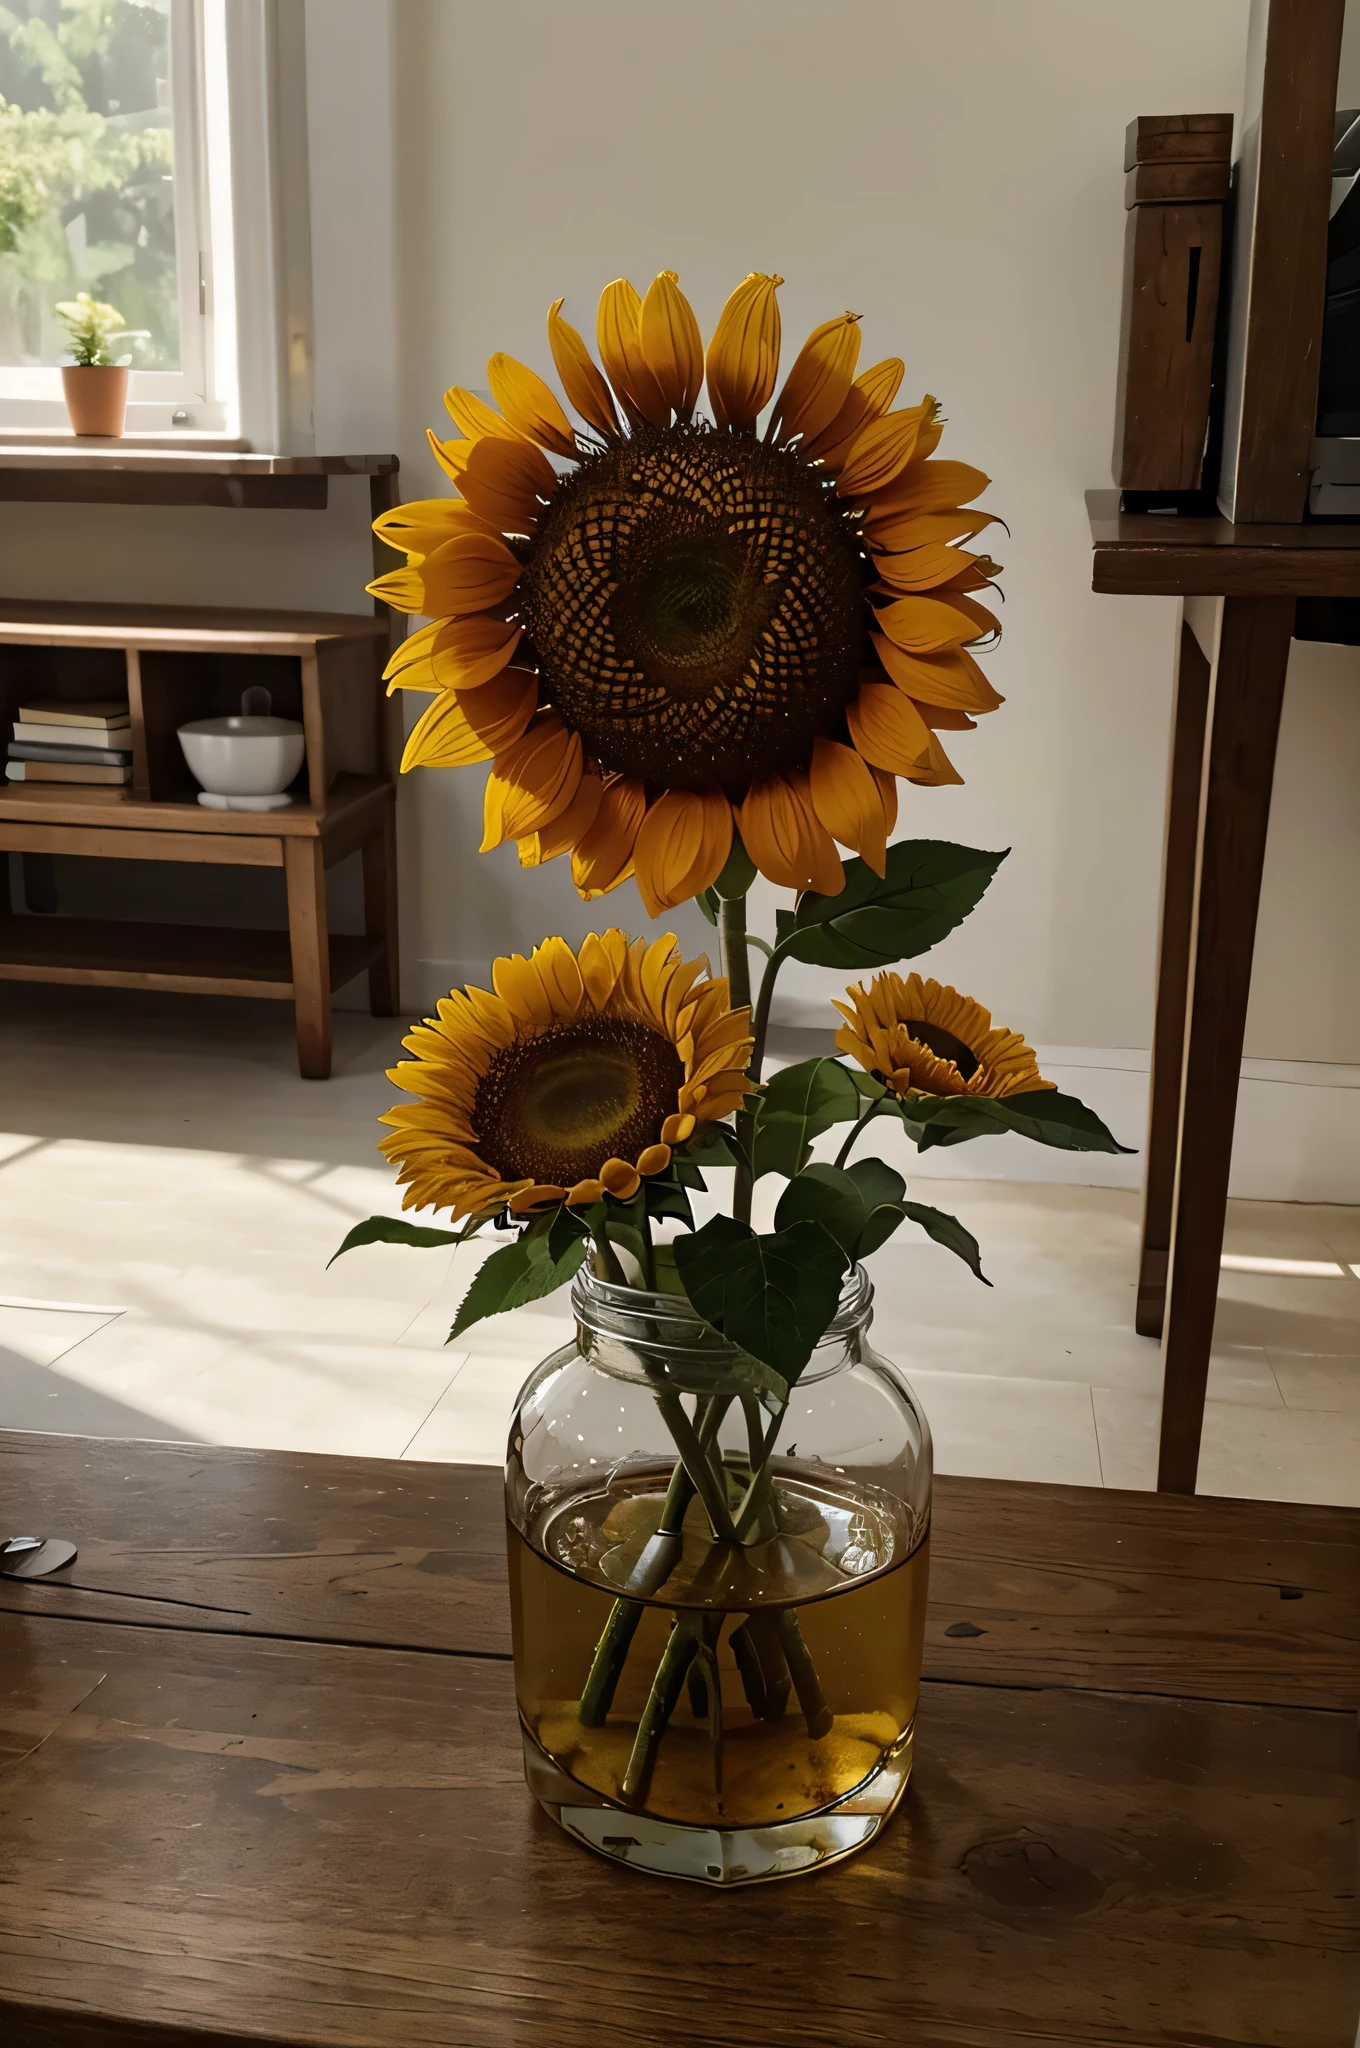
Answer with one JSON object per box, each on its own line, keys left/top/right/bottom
{"left": 381, "top": 931, "right": 752, "bottom": 1218}
{"left": 834, "top": 972, "right": 1053, "bottom": 1102}
{"left": 372, "top": 270, "right": 1004, "bottom": 915}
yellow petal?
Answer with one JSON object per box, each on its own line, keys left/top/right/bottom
{"left": 873, "top": 594, "right": 982, "bottom": 654}
{"left": 846, "top": 681, "right": 935, "bottom": 776}
{"left": 868, "top": 541, "right": 989, "bottom": 594}
{"left": 704, "top": 272, "right": 783, "bottom": 431}
{"left": 400, "top": 668, "right": 537, "bottom": 770}
{"left": 370, "top": 532, "right": 520, "bottom": 618}
{"left": 532, "top": 935, "right": 586, "bottom": 1018}
{"left": 737, "top": 773, "right": 843, "bottom": 895}
{"left": 862, "top": 506, "right": 1003, "bottom": 553}
{"left": 428, "top": 613, "right": 524, "bottom": 692}
{"left": 914, "top": 730, "right": 964, "bottom": 786}
{"left": 579, "top": 927, "right": 629, "bottom": 1011}
{"left": 599, "top": 1158, "right": 642, "bottom": 1199}
{"left": 480, "top": 714, "right": 583, "bottom": 850}
{"left": 485, "top": 353, "right": 576, "bottom": 457}
{"left": 596, "top": 278, "right": 669, "bottom": 429}
{"left": 661, "top": 1112, "right": 696, "bottom": 1145}
{"left": 518, "top": 769, "right": 604, "bottom": 867}
{"left": 383, "top": 617, "right": 446, "bottom": 684}
{"left": 636, "top": 1144, "right": 672, "bottom": 1178}
{"left": 870, "top": 635, "right": 1004, "bottom": 713}
{"left": 865, "top": 458, "right": 991, "bottom": 521}
{"left": 801, "top": 356, "right": 903, "bottom": 467}
{"left": 638, "top": 271, "right": 704, "bottom": 420}
{"left": 772, "top": 312, "right": 861, "bottom": 447}
{"left": 426, "top": 428, "right": 472, "bottom": 485}
{"left": 548, "top": 299, "right": 621, "bottom": 437}
{"left": 571, "top": 776, "right": 646, "bottom": 900}
{"left": 443, "top": 387, "right": 524, "bottom": 443}
{"left": 917, "top": 700, "right": 977, "bottom": 731}
{"left": 872, "top": 763, "right": 898, "bottom": 837}
{"left": 454, "top": 435, "right": 557, "bottom": 536}
{"left": 373, "top": 497, "right": 496, "bottom": 562}
{"left": 493, "top": 951, "right": 557, "bottom": 1028}
{"left": 631, "top": 789, "right": 734, "bottom": 918}
{"left": 566, "top": 1178, "right": 607, "bottom": 1207}
{"left": 809, "top": 736, "right": 888, "bottom": 877}
{"left": 836, "top": 398, "right": 937, "bottom": 500}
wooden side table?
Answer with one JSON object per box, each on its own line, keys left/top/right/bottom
{"left": 0, "top": 602, "right": 400, "bottom": 1079}
{"left": 1089, "top": 492, "right": 1360, "bottom": 1490}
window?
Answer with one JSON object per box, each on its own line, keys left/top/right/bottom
{"left": 0, "top": 0, "right": 234, "bottom": 433}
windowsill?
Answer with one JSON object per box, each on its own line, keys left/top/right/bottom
{"left": 0, "top": 444, "right": 398, "bottom": 509}
{"left": 0, "top": 427, "right": 251, "bottom": 453}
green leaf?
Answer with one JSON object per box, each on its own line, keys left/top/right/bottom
{"left": 328, "top": 1215, "right": 465, "bottom": 1266}
{"left": 752, "top": 1057, "right": 862, "bottom": 1180}
{"left": 712, "top": 831, "right": 757, "bottom": 900}
{"left": 670, "top": 1157, "right": 708, "bottom": 1190}
{"left": 672, "top": 1214, "right": 848, "bottom": 1378}
{"left": 773, "top": 1164, "right": 870, "bottom": 1259}
{"left": 778, "top": 839, "right": 1008, "bottom": 971}
{"left": 547, "top": 1201, "right": 598, "bottom": 1263}
{"left": 697, "top": 887, "right": 719, "bottom": 926}
{"left": 897, "top": 1200, "right": 989, "bottom": 1282}
{"left": 849, "top": 1068, "right": 889, "bottom": 1100}
{"left": 900, "top": 1089, "right": 1133, "bottom": 1156}
{"left": 682, "top": 1122, "right": 743, "bottom": 1170}
{"left": 641, "top": 1177, "right": 695, "bottom": 1230}
{"left": 844, "top": 1158, "right": 906, "bottom": 1208}
{"left": 449, "top": 1228, "right": 588, "bottom": 1339}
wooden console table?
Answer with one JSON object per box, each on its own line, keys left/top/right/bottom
{"left": 1089, "top": 492, "right": 1360, "bottom": 1492}
{"left": 0, "top": 601, "right": 400, "bottom": 1078}
{"left": 0, "top": 1429, "right": 1354, "bottom": 2045}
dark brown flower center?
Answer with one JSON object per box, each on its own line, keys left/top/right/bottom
{"left": 473, "top": 1016, "right": 684, "bottom": 1186}
{"left": 516, "top": 423, "right": 868, "bottom": 800}
{"left": 907, "top": 1020, "right": 979, "bottom": 1081}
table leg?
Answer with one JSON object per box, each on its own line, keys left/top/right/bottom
{"left": 1137, "top": 618, "right": 1212, "bottom": 1337}
{"left": 362, "top": 804, "right": 401, "bottom": 1018}
{"left": 1157, "top": 594, "right": 1294, "bottom": 1493}
{"left": 283, "top": 838, "right": 332, "bottom": 1081}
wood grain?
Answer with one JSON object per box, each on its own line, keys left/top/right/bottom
{"left": 1137, "top": 618, "right": 1212, "bottom": 1337}
{"left": 1087, "top": 489, "right": 1360, "bottom": 595}
{"left": 1112, "top": 202, "right": 1223, "bottom": 490}
{"left": 1158, "top": 597, "right": 1296, "bottom": 1491}
{"left": 0, "top": 1611, "right": 1353, "bottom": 2048}
{"left": 0, "top": 920, "right": 378, "bottom": 1001}
{"left": 0, "top": 1438, "right": 1353, "bottom": 1711}
{"left": 284, "top": 837, "right": 333, "bottom": 1080}
{"left": 0, "top": 772, "right": 391, "bottom": 838}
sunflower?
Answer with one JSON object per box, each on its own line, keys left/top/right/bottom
{"left": 380, "top": 931, "right": 752, "bottom": 1218}
{"left": 834, "top": 972, "right": 1053, "bottom": 1102}
{"left": 372, "top": 270, "right": 1004, "bottom": 915}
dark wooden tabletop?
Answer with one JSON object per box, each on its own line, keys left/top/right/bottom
{"left": 1, "top": 1429, "right": 1356, "bottom": 2048}
{"left": 1087, "top": 487, "right": 1360, "bottom": 596}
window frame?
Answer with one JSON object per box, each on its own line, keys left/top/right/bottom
{"left": 0, "top": 0, "right": 234, "bottom": 436}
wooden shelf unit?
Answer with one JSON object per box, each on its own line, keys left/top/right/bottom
{"left": 0, "top": 604, "right": 400, "bottom": 1078}
{"left": 0, "top": 448, "right": 398, "bottom": 510}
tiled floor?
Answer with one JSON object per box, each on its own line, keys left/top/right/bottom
{"left": 1, "top": 983, "right": 1358, "bottom": 1504}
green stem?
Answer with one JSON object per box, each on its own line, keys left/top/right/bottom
{"left": 732, "top": 1395, "right": 781, "bottom": 1544}
{"left": 721, "top": 894, "right": 759, "bottom": 1224}
{"left": 745, "top": 934, "right": 774, "bottom": 961}
{"left": 774, "top": 1608, "right": 834, "bottom": 1739}
{"left": 594, "top": 1219, "right": 627, "bottom": 1284}
{"left": 656, "top": 1390, "right": 738, "bottom": 1542}
{"left": 834, "top": 1098, "right": 889, "bottom": 1169}
{"left": 621, "top": 1616, "right": 701, "bottom": 1804}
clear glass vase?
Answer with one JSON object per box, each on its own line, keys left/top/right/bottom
{"left": 505, "top": 1263, "right": 932, "bottom": 1887}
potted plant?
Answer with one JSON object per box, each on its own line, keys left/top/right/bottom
{"left": 54, "top": 293, "right": 148, "bottom": 437}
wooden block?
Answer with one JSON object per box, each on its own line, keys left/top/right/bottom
{"left": 1125, "top": 160, "right": 1231, "bottom": 207}
{"left": 1113, "top": 203, "right": 1224, "bottom": 491}
{"left": 1124, "top": 113, "right": 1233, "bottom": 171}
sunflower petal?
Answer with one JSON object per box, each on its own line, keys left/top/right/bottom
{"left": 485, "top": 354, "right": 576, "bottom": 457}
{"left": 455, "top": 435, "right": 557, "bottom": 536}
{"left": 871, "top": 635, "right": 1004, "bottom": 713}
{"left": 571, "top": 777, "right": 646, "bottom": 900}
{"left": 639, "top": 271, "right": 705, "bottom": 421}
{"left": 518, "top": 769, "right": 604, "bottom": 867}
{"left": 868, "top": 540, "right": 988, "bottom": 594}
{"left": 443, "top": 387, "right": 524, "bottom": 443}
{"left": 428, "top": 613, "right": 524, "bottom": 692}
{"left": 370, "top": 531, "right": 520, "bottom": 619}
{"left": 597, "top": 278, "right": 669, "bottom": 428}
{"left": 845, "top": 681, "right": 935, "bottom": 777}
{"left": 871, "top": 763, "right": 898, "bottom": 836}
{"left": 837, "top": 397, "right": 937, "bottom": 500}
{"left": 773, "top": 312, "right": 862, "bottom": 447}
{"left": 737, "top": 773, "right": 843, "bottom": 895}
{"left": 809, "top": 736, "right": 888, "bottom": 877}
{"left": 373, "top": 498, "right": 496, "bottom": 561}
{"left": 493, "top": 951, "right": 557, "bottom": 1029}
{"left": 426, "top": 428, "right": 473, "bottom": 485}
{"left": 862, "top": 506, "right": 1004, "bottom": 552}
{"left": 914, "top": 730, "right": 964, "bottom": 785}
{"left": 864, "top": 458, "right": 991, "bottom": 521}
{"left": 579, "top": 927, "right": 629, "bottom": 1011}
{"left": 532, "top": 935, "right": 586, "bottom": 1018}
{"left": 599, "top": 1158, "right": 642, "bottom": 1200}
{"left": 705, "top": 272, "right": 783, "bottom": 430}
{"left": 801, "top": 356, "right": 904, "bottom": 467}
{"left": 382, "top": 617, "right": 445, "bottom": 684}
{"left": 632, "top": 789, "right": 734, "bottom": 917}
{"left": 400, "top": 668, "right": 537, "bottom": 770}
{"left": 549, "top": 299, "right": 621, "bottom": 437}
{"left": 480, "top": 713, "right": 583, "bottom": 850}
{"left": 873, "top": 593, "right": 982, "bottom": 653}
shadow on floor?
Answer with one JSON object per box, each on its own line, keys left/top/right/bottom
{"left": 0, "top": 1345, "right": 202, "bottom": 1441}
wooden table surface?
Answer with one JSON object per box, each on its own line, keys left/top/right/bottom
{"left": 0, "top": 1430, "right": 1356, "bottom": 2048}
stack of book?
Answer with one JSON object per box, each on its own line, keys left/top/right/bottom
{"left": 5, "top": 697, "right": 133, "bottom": 798}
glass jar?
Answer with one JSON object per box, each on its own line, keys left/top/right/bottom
{"left": 505, "top": 1263, "right": 932, "bottom": 1886}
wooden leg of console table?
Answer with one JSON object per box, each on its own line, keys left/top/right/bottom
{"left": 362, "top": 806, "right": 401, "bottom": 1019}
{"left": 1137, "top": 618, "right": 1212, "bottom": 1338}
{"left": 284, "top": 838, "right": 332, "bottom": 1081}
{"left": 1157, "top": 595, "right": 1294, "bottom": 1494}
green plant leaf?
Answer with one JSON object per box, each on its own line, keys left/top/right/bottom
{"left": 844, "top": 1158, "right": 906, "bottom": 1208}
{"left": 712, "top": 831, "right": 758, "bottom": 900}
{"left": 328, "top": 1215, "right": 466, "bottom": 1266}
{"left": 672, "top": 1214, "right": 848, "bottom": 1378}
{"left": 682, "top": 1122, "right": 743, "bottom": 1170}
{"left": 450, "top": 1228, "right": 587, "bottom": 1339}
{"left": 896, "top": 1200, "right": 989, "bottom": 1281}
{"left": 752, "top": 1057, "right": 862, "bottom": 1180}
{"left": 697, "top": 888, "right": 719, "bottom": 926}
{"left": 641, "top": 1177, "right": 695, "bottom": 1230}
{"left": 778, "top": 839, "right": 1009, "bottom": 970}
{"left": 899, "top": 1089, "right": 1133, "bottom": 1156}
{"left": 773, "top": 1164, "right": 870, "bottom": 1259}
{"left": 670, "top": 1156, "right": 708, "bottom": 1189}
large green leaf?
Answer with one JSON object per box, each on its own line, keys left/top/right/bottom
{"left": 672, "top": 1215, "right": 848, "bottom": 1378}
{"left": 898, "top": 1089, "right": 1133, "bottom": 1155}
{"left": 774, "top": 839, "right": 1008, "bottom": 971}
{"left": 751, "top": 1057, "right": 862, "bottom": 1180}
{"left": 329, "top": 1215, "right": 468, "bottom": 1267}
{"left": 896, "top": 1200, "right": 989, "bottom": 1281}
{"left": 449, "top": 1219, "right": 588, "bottom": 1339}
{"left": 772, "top": 1163, "right": 988, "bottom": 1281}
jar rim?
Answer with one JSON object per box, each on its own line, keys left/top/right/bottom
{"left": 571, "top": 1260, "right": 873, "bottom": 1367}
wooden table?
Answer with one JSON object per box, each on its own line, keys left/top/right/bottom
{"left": 0, "top": 1430, "right": 1355, "bottom": 2047}
{"left": 1088, "top": 491, "right": 1360, "bottom": 1493}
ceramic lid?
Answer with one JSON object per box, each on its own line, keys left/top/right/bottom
{"left": 178, "top": 714, "right": 304, "bottom": 737}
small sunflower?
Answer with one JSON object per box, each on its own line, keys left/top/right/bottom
{"left": 381, "top": 931, "right": 752, "bottom": 1218}
{"left": 372, "top": 270, "right": 1004, "bottom": 915}
{"left": 834, "top": 972, "right": 1053, "bottom": 1102}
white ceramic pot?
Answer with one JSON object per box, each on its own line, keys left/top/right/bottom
{"left": 178, "top": 689, "right": 305, "bottom": 797}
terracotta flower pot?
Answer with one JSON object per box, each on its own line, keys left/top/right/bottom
{"left": 61, "top": 365, "right": 130, "bottom": 438}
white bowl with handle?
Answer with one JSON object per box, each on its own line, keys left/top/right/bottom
{"left": 178, "top": 687, "right": 305, "bottom": 800}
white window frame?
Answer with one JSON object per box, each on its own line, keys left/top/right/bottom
{"left": 0, "top": 0, "right": 236, "bottom": 436}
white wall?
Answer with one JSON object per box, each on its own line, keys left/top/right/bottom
{"left": 5, "top": 0, "right": 1359, "bottom": 1093}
